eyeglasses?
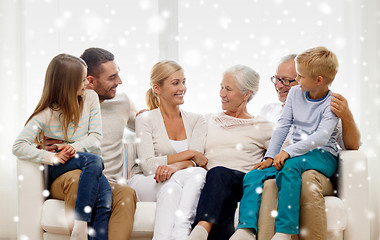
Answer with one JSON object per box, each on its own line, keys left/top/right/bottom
{"left": 270, "top": 76, "right": 297, "bottom": 86}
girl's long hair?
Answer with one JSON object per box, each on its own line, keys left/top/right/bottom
{"left": 26, "top": 54, "right": 87, "bottom": 143}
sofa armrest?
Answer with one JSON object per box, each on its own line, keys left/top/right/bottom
{"left": 17, "top": 159, "right": 45, "bottom": 240}
{"left": 337, "top": 150, "right": 370, "bottom": 240}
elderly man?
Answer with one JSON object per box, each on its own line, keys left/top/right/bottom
{"left": 258, "top": 54, "right": 360, "bottom": 240}
{"left": 44, "top": 48, "right": 138, "bottom": 239}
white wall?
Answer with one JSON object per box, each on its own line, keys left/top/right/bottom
{"left": 1, "top": 0, "right": 379, "bottom": 239}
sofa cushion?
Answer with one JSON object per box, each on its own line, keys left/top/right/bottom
{"left": 132, "top": 202, "right": 155, "bottom": 237}
{"left": 41, "top": 199, "right": 70, "bottom": 235}
{"left": 41, "top": 199, "right": 156, "bottom": 238}
{"left": 325, "top": 196, "right": 347, "bottom": 231}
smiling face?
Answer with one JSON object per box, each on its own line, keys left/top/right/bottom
{"left": 295, "top": 63, "right": 318, "bottom": 92}
{"left": 88, "top": 60, "right": 121, "bottom": 101}
{"left": 274, "top": 60, "right": 298, "bottom": 103}
{"left": 219, "top": 73, "right": 247, "bottom": 114}
{"left": 154, "top": 70, "right": 186, "bottom": 106}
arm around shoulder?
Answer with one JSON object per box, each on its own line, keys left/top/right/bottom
{"left": 330, "top": 92, "right": 361, "bottom": 150}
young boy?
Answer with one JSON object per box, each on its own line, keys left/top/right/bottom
{"left": 230, "top": 46, "right": 340, "bottom": 240}
{"left": 268, "top": 46, "right": 339, "bottom": 240}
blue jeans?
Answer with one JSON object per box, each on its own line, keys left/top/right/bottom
{"left": 49, "top": 152, "right": 112, "bottom": 240}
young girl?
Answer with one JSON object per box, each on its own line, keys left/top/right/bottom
{"left": 12, "top": 54, "right": 112, "bottom": 240}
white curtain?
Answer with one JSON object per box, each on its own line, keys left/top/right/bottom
{"left": 357, "top": 0, "right": 380, "bottom": 238}
{"left": 0, "top": 0, "right": 25, "bottom": 239}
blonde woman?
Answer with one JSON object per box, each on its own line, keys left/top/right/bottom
{"left": 129, "top": 60, "right": 208, "bottom": 240}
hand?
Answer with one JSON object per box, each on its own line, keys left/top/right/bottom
{"left": 154, "top": 165, "right": 176, "bottom": 183}
{"left": 253, "top": 158, "right": 273, "bottom": 170}
{"left": 192, "top": 151, "right": 208, "bottom": 168}
{"left": 136, "top": 109, "right": 148, "bottom": 117}
{"left": 58, "top": 144, "right": 76, "bottom": 158}
{"left": 330, "top": 93, "right": 353, "bottom": 120}
{"left": 273, "top": 151, "right": 290, "bottom": 170}
{"left": 39, "top": 136, "right": 63, "bottom": 152}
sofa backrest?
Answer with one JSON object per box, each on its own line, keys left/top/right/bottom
{"left": 123, "top": 129, "right": 137, "bottom": 180}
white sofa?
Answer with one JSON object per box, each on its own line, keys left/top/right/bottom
{"left": 17, "top": 136, "right": 370, "bottom": 240}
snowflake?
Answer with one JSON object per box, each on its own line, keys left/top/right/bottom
{"left": 271, "top": 210, "right": 278, "bottom": 218}
{"left": 204, "top": 39, "right": 215, "bottom": 49}
{"left": 161, "top": 9, "right": 171, "bottom": 18}
{"left": 184, "top": 49, "right": 201, "bottom": 67}
{"left": 218, "top": 16, "right": 232, "bottom": 29}
{"left": 299, "top": 228, "right": 309, "bottom": 237}
{"left": 19, "top": 235, "right": 30, "bottom": 240}
{"left": 42, "top": 190, "right": 50, "bottom": 197}
{"left": 140, "top": 0, "right": 152, "bottom": 10}
{"left": 167, "top": 188, "right": 173, "bottom": 194}
{"left": 236, "top": 143, "right": 243, "bottom": 151}
{"left": 88, "top": 227, "right": 96, "bottom": 237}
{"left": 175, "top": 209, "right": 184, "bottom": 218}
{"left": 117, "top": 178, "right": 127, "bottom": 185}
{"left": 335, "top": 37, "right": 346, "bottom": 48}
{"left": 319, "top": 3, "right": 332, "bottom": 15}
{"left": 84, "top": 206, "right": 92, "bottom": 214}
{"left": 260, "top": 36, "right": 272, "bottom": 47}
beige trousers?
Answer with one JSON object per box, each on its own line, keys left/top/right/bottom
{"left": 50, "top": 170, "right": 137, "bottom": 240}
{"left": 257, "top": 170, "right": 334, "bottom": 240}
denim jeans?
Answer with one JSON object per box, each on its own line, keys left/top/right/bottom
{"left": 49, "top": 152, "right": 112, "bottom": 240}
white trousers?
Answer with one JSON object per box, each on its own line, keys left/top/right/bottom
{"left": 129, "top": 167, "right": 207, "bottom": 240}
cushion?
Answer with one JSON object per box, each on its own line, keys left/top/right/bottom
{"left": 41, "top": 199, "right": 70, "bottom": 235}
{"left": 325, "top": 196, "right": 347, "bottom": 231}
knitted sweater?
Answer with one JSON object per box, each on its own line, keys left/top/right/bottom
{"left": 100, "top": 93, "right": 136, "bottom": 183}
{"left": 132, "top": 108, "right": 207, "bottom": 177}
{"left": 12, "top": 90, "right": 102, "bottom": 165}
{"left": 205, "top": 112, "right": 275, "bottom": 173}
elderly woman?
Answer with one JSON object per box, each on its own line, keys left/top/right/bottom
{"left": 187, "top": 65, "right": 275, "bottom": 240}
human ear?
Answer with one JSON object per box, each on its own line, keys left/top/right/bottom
{"left": 152, "top": 84, "right": 160, "bottom": 95}
{"left": 316, "top": 76, "right": 325, "bottom": 86}
{"left": 86, "top": 76, "right": 96, "bottom": 89}
{"left": 244, "top": 90, "right": 252, "bottom": 101}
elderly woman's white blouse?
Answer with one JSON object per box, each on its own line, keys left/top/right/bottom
{"left": 205, "top": 112, "right": 275, "bottom": 173}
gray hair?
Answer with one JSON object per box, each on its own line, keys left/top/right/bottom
{"left": 223, "top": 65, "right": 260, "bottom": 102}
{"left": 279, "top": 54, "right": 297, "bottom": 65}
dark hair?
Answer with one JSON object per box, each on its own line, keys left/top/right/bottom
{"left": 80, "top": 47, "right": 114, "bottom": 77}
